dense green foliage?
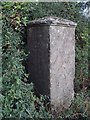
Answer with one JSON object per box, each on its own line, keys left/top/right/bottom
{"left": 1, "top": 2, "right": 90, "bottom": 119}
{"left": 2, "top": 25, "right": 50, "bottom": 119}
{"left": 1, "top": 2, "right": 51, "bottom": 119}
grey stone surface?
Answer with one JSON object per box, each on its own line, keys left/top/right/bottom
{"left": 28, "top": 16, "right": 77, "bottom": 26}
{"left": 27, "top": 16, "right": 76, "bottom": 112}
{"left": 27, "top": 26, "right": 50, "bottom": 96}
{"left": 50, "top": 25, "right": 75, "bottom": 112}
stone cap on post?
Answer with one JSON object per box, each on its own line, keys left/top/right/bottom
{"left": 27, "top": 16, "right": 77, "bottom": 27}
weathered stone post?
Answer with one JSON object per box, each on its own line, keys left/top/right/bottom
{"left": 27, "top": 17, "right": 77, "bottom": 112}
